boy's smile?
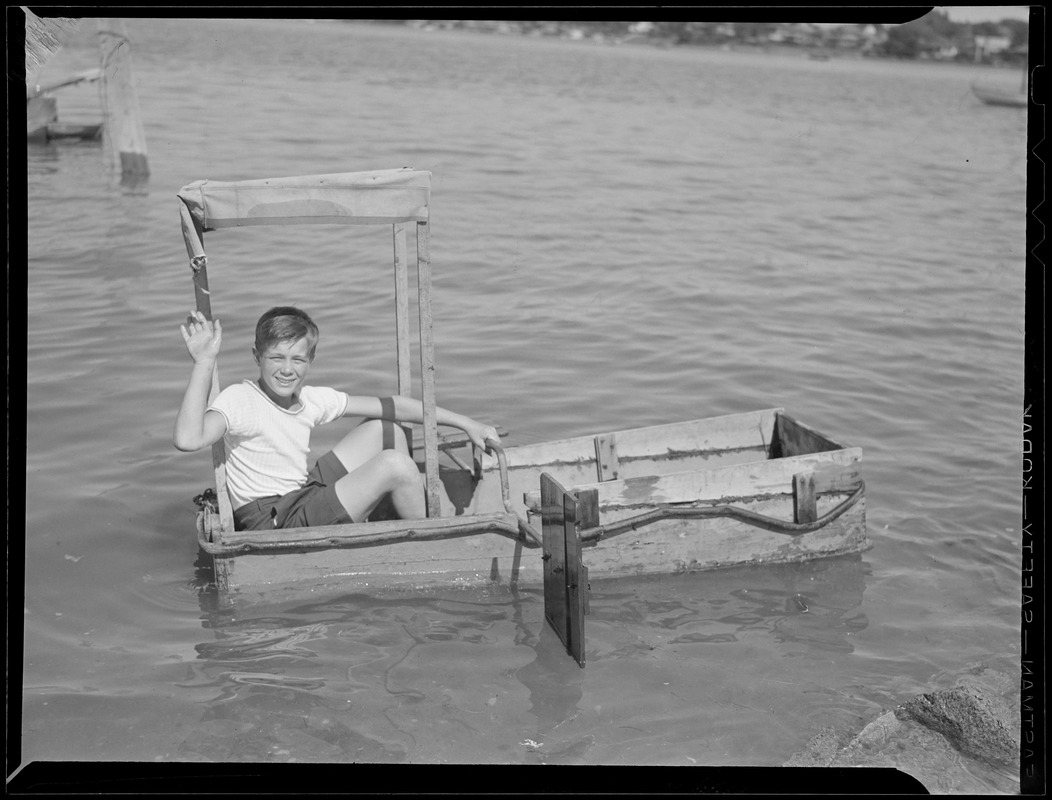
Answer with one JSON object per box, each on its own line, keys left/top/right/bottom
{"left": 255, "top": 337, "right": 313, "bottom": 409}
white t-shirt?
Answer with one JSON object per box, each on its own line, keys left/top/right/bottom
{"left": 208, "top": 380, "right": 348, "bottom": 510}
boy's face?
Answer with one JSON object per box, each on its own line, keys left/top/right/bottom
{"left": 254, "top": 337, "right": 313, "bottom": 406}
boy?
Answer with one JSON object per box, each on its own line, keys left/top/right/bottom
{"left": 174, "top": 306, "right": 500, "bottom": 531}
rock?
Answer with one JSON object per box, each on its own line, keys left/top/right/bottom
{"left": 784, "top": 663, "right": 1020, "bottom": 794}
{"left": 896, "top": 680, "right": 1018, "bottom": 769}
{"left": 783, "top": 726, "right": 844, "bottom": 767}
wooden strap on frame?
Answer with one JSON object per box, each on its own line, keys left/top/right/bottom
{"left": 179, "top": 203, "right": 235, "bottom": 534}
{"left": 416, "top": 221, "right": 441, "bottom": 517}
{"left": 392, "top": 223, "right": 411, "bottom": 397}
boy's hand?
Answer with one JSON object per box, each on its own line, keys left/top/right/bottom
{"left": 180, "top": 310, "right": 222, "bottom": 365}
{"left": 465, "top": 421, "right": 501, "bottom": 452}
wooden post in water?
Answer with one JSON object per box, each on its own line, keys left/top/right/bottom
{"left": 97, "top": 19, "right": 149, "bottom": 178}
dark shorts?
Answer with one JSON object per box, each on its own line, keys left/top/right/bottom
{"left": 233, "top": 451, "right": 354, "bottom": 531}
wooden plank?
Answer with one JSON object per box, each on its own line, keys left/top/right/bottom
{"left": 416, "top": 221, "right": 441, "bottom": 517}
{"left": 218, "top": 511, "right": 517, "bottom": 546}
{"left": 793, "top": 471, "right": 817, "bottom": 523}
{"left": 578, "top": 495, "right": 867, "bottom": 578}
{"left": 480, "top": 409, "right": 781, "bottom": 472}
{"left": 574, "top": 488, "right": 600, "bottom": 530}
{"left": 541, "top": 473, "right": 585, "bottom": 667}
{"left": 571, "top": 488, "right": 596, "bottom": 618}
{"left": 773, "top": 413, "right": 844, "bottom": 458}
{"left": 580, "top": 564, "right": 590, "bottom": 615}
{"left": 31, "top": 67, "right": 101, "bottom": 96}
{"left": 97, "top": 20, "right": 149, "bottom": 177}
{"left": 392, "top": 223, "right": 411, "bottom": 398}
{"left": 563, "top": 490, "right": 586, "bottom": 667}
{"left": 176, "top": 169, "right": 431, "bottom": 230}
{"left": 524, "top": 450, "right": 862, "bottom": 511}
{"left": 594, "top": 433, "right": 620, "bottom": 481}
{"left": 219, "top": 525, "right": 535, "bottom": 597}
{"left": 541, "top": 473, "right": 567, "bottom": 647}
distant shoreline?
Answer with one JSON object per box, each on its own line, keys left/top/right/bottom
{"left": 353, "top": 20, "right": 1026, "bottom": 73}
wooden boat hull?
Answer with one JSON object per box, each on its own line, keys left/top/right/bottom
{"left": 972, "top": 83, "right": 1027, "bottom": 108}
{"left": 27, "top": 71, "right": 104, "bottom": 144}
{"left": 28, "top": 123, "right": 104, "bottom": 143}
{"left": 199, "top": 408, "right": 867, "bottom": 605}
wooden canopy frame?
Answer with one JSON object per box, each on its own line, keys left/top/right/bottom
{"left": 177, "top": 168, "right": 442, "bottom": 533}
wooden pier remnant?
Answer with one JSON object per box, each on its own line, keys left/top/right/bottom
{"left": 97, "top": 19, "right": 149, "bottom": 177}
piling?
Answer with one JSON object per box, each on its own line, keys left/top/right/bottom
{"left": 97, "top": 19, "right": 149, "bottom": 177}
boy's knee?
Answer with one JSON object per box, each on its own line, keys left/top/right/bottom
{"left": 376, "top": 449, "right": 419, "bottom": 483}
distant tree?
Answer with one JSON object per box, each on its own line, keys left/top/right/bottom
{"left": 922, "top": 8, "right": 958, "bottom": 38}
{"left": 882, "top": 23, "right": 921, "bottom": 57}
{"left": 880, "top": 9, "right": 974, "bottom": 59}
{"left": 1003, "top": 18, "right": 1029, "bottom": 48}
{"left": 735, "top": 21, "right": 777, "bottom": 43}
{"left": 972, "top": 21, "right": 1003, "bottom": 36}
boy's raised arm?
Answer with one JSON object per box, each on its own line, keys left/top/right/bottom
{"left": 174, "top": 311, "right": 228, "bottom": 452}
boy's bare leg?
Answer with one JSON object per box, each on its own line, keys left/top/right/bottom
{"left": 331, "top": 420, "right": 425, "bottom": 521}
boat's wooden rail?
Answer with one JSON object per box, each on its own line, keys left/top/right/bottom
{"left": 199, "top": 508, "right": 523, "bottom": 556}
{"left": 522, "top": 444, "right": 862, "bottom": 515}
{"left": 480, "top": 408, "right": 782, "bottom": 477}
{"left": 199, "top": 436, "right": 546, "bottom": 558}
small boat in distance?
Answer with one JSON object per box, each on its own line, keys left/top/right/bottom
{"left": 971, "top": 80, "right": 1027, "bottom": 108}
{"left": 27, "top": 68, "right": 104, "bottom": 143}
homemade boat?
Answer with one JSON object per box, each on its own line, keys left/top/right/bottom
{"left": 179, "top": 168, "right": 867, "bottom": 664}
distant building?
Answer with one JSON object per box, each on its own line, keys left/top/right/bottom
{"left": 769, "top": 22, "right": 822, "bottom": 46}
{"left": 827, "top": 24, "right": 864, "bottom": 48}
{"left": 974, "top": 34, "right": 1012, "bottom": 59}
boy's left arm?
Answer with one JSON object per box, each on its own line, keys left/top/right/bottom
{"left": 341, "top": 394, "right": 499, "bottom": 449}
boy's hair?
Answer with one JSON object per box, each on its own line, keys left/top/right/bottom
{"left": 253, "top": 307, "right": 320, "bottom": 360}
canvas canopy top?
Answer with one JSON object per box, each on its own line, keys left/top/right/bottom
{"left": 176, "top": 167, "right": 431, "bottom": 232}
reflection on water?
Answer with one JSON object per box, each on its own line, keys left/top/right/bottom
{"left": 171, "top": 552, "right": 868, "bottom": 763}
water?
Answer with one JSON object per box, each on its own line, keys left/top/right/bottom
{"left": 20, "top": 18, "right": 1026, "bottom": 789}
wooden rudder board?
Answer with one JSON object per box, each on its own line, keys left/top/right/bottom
{"left": 541, "top": 473, "right": 588, "bottom": 667}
